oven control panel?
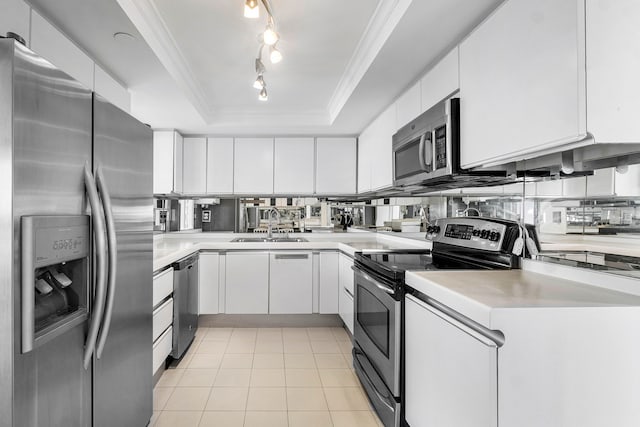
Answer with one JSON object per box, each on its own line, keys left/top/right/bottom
{"left": 425, "top": 218, "right": 513, "bottom": 251}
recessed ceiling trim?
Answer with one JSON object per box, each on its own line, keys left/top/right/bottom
{"left": 116, "top": 0, "right": 214, "bottom": 122}
{"left": 327, "top": 0, "right": 413, "bottom": 124}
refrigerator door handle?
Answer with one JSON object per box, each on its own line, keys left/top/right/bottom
{"left": 83, "top": 164, "right": 108, "bottom": 369}
{"left": 95, "top": 166, "right": 117, "bottom": 359}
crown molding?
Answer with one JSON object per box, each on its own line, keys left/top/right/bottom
{"left": 327, "top": 0, "right": 413, "bottom": 124}
{"left": 116, "top": 0, "right": 214, "bottom": 122}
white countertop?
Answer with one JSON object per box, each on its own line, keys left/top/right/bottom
{"left": 538, "top": 233, "right": 640, "bottom": 258}
{"left": 153, "top": 231, "right": 431, "bottom": 272}
{"left": 405, "top": 269, "right": 640, "bottom": 329}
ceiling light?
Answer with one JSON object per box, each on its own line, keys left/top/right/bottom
{"left": 253, "top": 74, "right": 265, "bottom": 89}
{"left": 244, "top": 0, "right": 259, "bottom": 18}
{"left": 259, "top": 87, "right": 268, "bottom": 101}
{"left": 269, "top": 46, "right": 282, "bottom": 64}
{"left": 263, "top": 26, "right": 279, "bottom": 46}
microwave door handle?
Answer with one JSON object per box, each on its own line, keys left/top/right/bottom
{"left": 95, "top": 166, "right": 117, "bottom": 359}
{"left": 418, "top": 132, "right": 432, "bottom": 172}
{"left": 83, "top": 164, "right": 108, "bottom": 370}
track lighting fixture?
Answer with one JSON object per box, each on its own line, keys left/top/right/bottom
{"left": 244, "top": 0, "right": 282, "bottom": 101}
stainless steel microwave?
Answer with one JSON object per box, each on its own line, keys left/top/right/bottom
{"left": 392, "top": 97, "right": 460, "bottom": 187}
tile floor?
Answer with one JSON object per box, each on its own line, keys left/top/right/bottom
{"left": 151, "top": 326, "right": 384, "bottom": 427}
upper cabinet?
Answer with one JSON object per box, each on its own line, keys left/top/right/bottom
{"left": 316, "top": 137, "right": 357, "bottom": 195}
{"left": 459, "top": 0, "right": 640, "bottom": 169}
{"left": 182, "top": 137, "right": 207, "bottom": 194}
{"left": 273, "top": 138, "right": 315, "bottom": 195}
{"left": 396, "top": 82, "right": 421, "bottom": 130}
{"left": 234, "top": 138, "right": 274, "bottom": 194}
{"left": 206, "top": 137, "right": 234, "bottom": 194}
{"left": 459, "top": 0, "right": 585, "bottom": 169}
{"left": 153, "top": 130, "right": 183, "bottom": 194}
{"left": 358, "top": 105, "right": 395, "bottom": 193}
{"left": 421, "top": 47, "right": 459, "bottom": 113}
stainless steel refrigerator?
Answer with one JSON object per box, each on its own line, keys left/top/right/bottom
{"left": 0, "top": 39, "right": 153, "bottom": 427}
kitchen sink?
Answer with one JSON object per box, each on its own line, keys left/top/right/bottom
{"left": 231, "top": 237, "right": 308, "bottom": 243}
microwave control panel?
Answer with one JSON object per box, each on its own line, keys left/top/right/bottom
{"left": 434, "top": 125, "right": 447, "bottom": 170}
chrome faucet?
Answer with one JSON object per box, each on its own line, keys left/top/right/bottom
{"left": 266, "top": 207, "right": 280, "bottom": 239}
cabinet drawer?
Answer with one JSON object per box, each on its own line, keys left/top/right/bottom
{"left": 152, "top": 298, "right": 173, "bottom": 342}
{"left": 339, "top": 287, "right": 354, "bottom": 335}
{"left": 153, "top": 267, "right": 174, "bottom": 307}
{"left": 152, "top": 326, "right": 172, "bottom": 374}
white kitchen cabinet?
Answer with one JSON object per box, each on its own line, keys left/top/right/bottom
{"left": 614, "top": 164, "right": 640, "bottom": 197}
{"left": 94, "top": 65, "right": 130, "bottom": 113}
{"left": 152, "top": 267, "right": 174, "bottom": 307}
{"left": 233, "top": 138, "right": 274, "bottom": 194}
{"left": 396, "top": 82, "right": 421, "bottom": 130}
{"left": 269, "top": 252, "right": 313, "bottom": 314}
{"left": 152, "top": 326, "right": 172, "bottom": 374}
{"left": 339, "top": 287, "right": 354, "bottom": 335}
{"left": 459, "top": 0, "right": 585, "bottom": 168}
{"left": 174, "top": 132, "right": 184, "bottom": 193}
{"left": 225, "top": 252, "right": 269, "bottom": 314}
{"left": 273, "top": 138, "right": 315, "bottom": 194}
{"left": 315, "top": 137, "right": 357, "bottom": 195}
{"left": 198, "top": 252, "right": 219, "bottom": 314}
{"left": 0, "top": 0, "right": 30, "bottom": 47}
{"left": 535, "top": 179, "right": 563, "bottom": 198}
{"left": 30, "top": 10, "right": 95, "bottom": 90}
{"left": 152, "top": 298, "right": 173, "bottom": 342}
{"left": 182, "top": 137, "right": 207, "bottom": 194}
{"left": 338, "top": 254, "right": 354, "bottom": 333}
{"left": 153, "top": 130, "right": 183, "bottom": 194}
{"left": 420, "top": 47, "right": 459, "bottom": 113}
{"left": 358, "top": 105, "right": 395, "bottom": 193}
{"left": 206, "top": 137, "right": 234, "bottom": 194}
{"left": 405, "top": 294, "right": 497, "bottom": 427}
{"left": 318, "top": 252, "right": 339, "bottom": 314}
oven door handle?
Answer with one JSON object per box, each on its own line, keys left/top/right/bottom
{"left": 352, "top": 266, "right": 394, "bottom": 295}
{"left": 353, "top": 348, "right": 395, "bottom": 412}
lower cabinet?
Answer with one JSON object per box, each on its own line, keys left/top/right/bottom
{"left": 318, "top": 252, "right": 340, "bottom": 313}
{"left": 404, "top": 294, "right": 498, "bottom": 427}
{"left": 338, "top": 254, "right": 355, "bottom": 333}
{"left": 199, "top": 252, "right": 220, "bottom": 314}
{"left": 225, "top": 252, "right": 270, "bottom": 314}
{"left": 269, "top": 252, "right": 313, "bottom": 314}
{"left": 152, "top": 267, "right": 174, "bottom": 374}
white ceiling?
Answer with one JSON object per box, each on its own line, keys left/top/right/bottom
{"left": 26, "top": 0, "right": 503, "bottom": 135}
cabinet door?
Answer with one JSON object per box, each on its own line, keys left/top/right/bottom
{"left": 614, "top": 164, "right": 640, "bottom": 197}
{"left": 273, "top": 138, "right": 315, "bottom": 194}
{"left": 421, "top": 47, "right": 459, "bottom": 113}
{"left": 357, "top": 133, "right": 372, "bottom": 194}
{"left": 359, "top": 105, "right": 395, "bottom": 193}
{"left": 153, "top": 131, "right": 175, "bottom": 194}
{"left": 206, "top": 138, "right": 234, "bottom": 194}
{"left": 396, "top": 82, "right": 421, "bottom": 129}
{"left": 174, "top": 132, "right": 184, "bottom": 193}
{"left": 319, "top": 252, "right": 339, "bottom": 314}
{"left": 199, "top": 253, "right": 219, "bottom": 314}
{"left": 234, "top": 138, "right": 274, "bottom": 194}
{"left": 0, "top": 0, "right": 30, "bottom": 46}
{"left": 316, "top": 137, "right": 356, "bottom": 195}
{"left": 338, "top": 287, "right": 354, "bottom": 335}
{"left": 225, "top": 252, "right": 269, "bottom": 314}
{"left": 405, "top": 295, "right": 497, "bottom": 427}
{"left": 339, "top": 254, "right": 354, "bottom": 295}
{"left": 30, "top": 10, "right": 94, "bottom": 90}
{"left": 269, "top": 252, "right": 313, "bottom": 314}
{"left": 459, "top": 0, "right": 586, "bottom": 168}
{"left": 182, "top": 137, "right": 207, "bottom": 194}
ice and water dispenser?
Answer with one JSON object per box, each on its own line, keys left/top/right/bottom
{"left": 21, "top": 216, "right": 90, "bottom": 353}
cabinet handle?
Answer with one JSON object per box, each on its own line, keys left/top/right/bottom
{"left": 274, "top": 254, "right": 309, "bottom": 260}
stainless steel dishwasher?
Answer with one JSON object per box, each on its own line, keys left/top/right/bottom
{"left": 171, "top": 254, "right": 199, "bottom": 359}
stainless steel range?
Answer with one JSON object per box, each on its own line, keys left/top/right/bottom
{"left": 352, "top": 217, "right": 529, "bottom": 427}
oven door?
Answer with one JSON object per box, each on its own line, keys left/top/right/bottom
{"left": 393, "top": 130, "right": 433, "bottom": 187}
{"left": 353, "top": 266, "right": 401, "bottom": 397}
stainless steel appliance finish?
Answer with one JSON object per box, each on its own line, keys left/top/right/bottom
{"left": 91, "top": 94, "right": 153, "bottom": 427}
{"left": 352, "top": 217, "right": 525, "bottom": 427}
{"left": 172, "top": 254, "right": 199, "bottom": 359}
{"left": 392, "top": 97, "right": 510, "bottom": 190}
{"left": 0, "top": 40, "right": 153, "bottom": 427}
